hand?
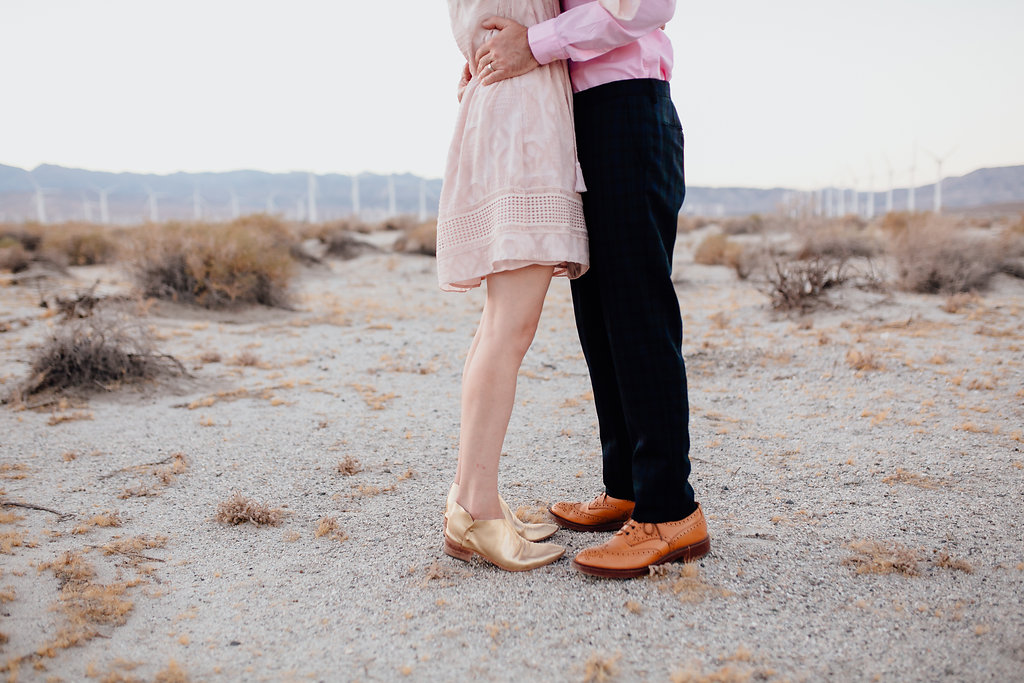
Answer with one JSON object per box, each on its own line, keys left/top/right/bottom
{"left": 475, "top": 17, "right": 539, "bottom": 87}
{"left": 457, "top": 62, "right": 471, "bottom": 102}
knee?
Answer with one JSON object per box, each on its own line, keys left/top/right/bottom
{"left": 483, "top": 316, "right": 538, "bottom": 360}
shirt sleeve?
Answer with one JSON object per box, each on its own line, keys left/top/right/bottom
{"left": 527, "top": 0, "right": 676, "bottom": 65}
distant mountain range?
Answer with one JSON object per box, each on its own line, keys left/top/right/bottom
{"left": 1, "top": 162, "right": 1022, "bottom": 224}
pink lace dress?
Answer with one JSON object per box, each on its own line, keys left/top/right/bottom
{"left": 438, "top": 0, "right": 588, "bottom": 292}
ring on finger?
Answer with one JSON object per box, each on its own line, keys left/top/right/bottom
{"left": 486, "top": 63, "right": 495, "bottom": 73}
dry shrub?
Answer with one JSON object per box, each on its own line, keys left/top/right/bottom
{"left": 1008, "top": 213, "right": 1024, "bottom": 235}
{"left": 9, "top": 313, "right": 184, "bottom": 401}
{"left": 843, "top": 539, "right": 920, "bottom": 575}
{"left": 765, "top": 257, "right": 847, "bottom": 311}
{"left": 677, "top": 215, "right": 714, "bottom": 233}
{"left": 891, "top": 217, "right": 1005, "bottom": 294}
{"left": 0, "top": 226, "right": 42, "bottom": 251}
{"left": 0, "top": 241, "right": 30, "bottom": 273}
{"left": 720, "top": 214, "right": 765, "bottom": 235}
{"left": 215, "top": 492, "right": 287, "bottom": 526}
{"left": 694, "top": 233, "right": 745, "bottom": 271}
{"left": 315, "top": 516, "right": 348, "bottom": 542}
{"left": 582, "top": 652, "right": 621, "bottom": 683}
{"left": 131, "top": 216, "right": 296, "bottom": 308}
{"left": 393, "top": 220, "right": 437, "bottom": 256}
{"left": 33, "top": 222, "right": 120, "bottom": 265}
{"left": 336, "top": 455, "right": 363, "bottom": 476}
{"left": 797, "top": 226, "right": 880, "bottom": 261}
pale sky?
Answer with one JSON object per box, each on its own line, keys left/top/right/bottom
{"left": 2, "top": 1, "right": 1022, "bottom": 190}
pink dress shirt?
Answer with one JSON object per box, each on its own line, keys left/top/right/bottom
{"left": 527, "top": 0, "right": 676, "bottom": 93}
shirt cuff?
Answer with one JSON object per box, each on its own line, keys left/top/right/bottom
{"left": 527, "top": 19, "right": 566, "bottom": 65}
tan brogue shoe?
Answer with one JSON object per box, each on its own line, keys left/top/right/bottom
{"left": 571, "top": 504, "right": 711, "bottom": 578}
{"left": 444, "top": 501, "right": 564, "bottom": 572}
{"left": 445, "top": 483, "right": 558, "bottom": 542}
{"left": 549, "top": 492, "right": 635, "bottom": 532}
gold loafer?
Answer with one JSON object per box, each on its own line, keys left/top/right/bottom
{"left": 444, "top": 500, "right": 564, "bottom": 572}
{"left": 445, "top": 483, "right": 559, "bottom": 542}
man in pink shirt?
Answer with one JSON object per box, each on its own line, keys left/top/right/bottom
{"left": 476, "top": 0, "right": 711, "bottom": 579}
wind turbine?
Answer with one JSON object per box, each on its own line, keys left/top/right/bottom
{"left": 306, "top": 173, "right": 318, "bottom": 223}
{"left": 192, "top": 185, "right": 205, "bottom": 220}
{"left": 865, "top": 160, "right": 875, "bottom": 220}
{"left": 907, "top": 143, "right": 917, "bottom": 213}
{"left": 418, "top": 177, "right": 428, "bottom": 221}
{"left": 387, "top": 175, "right": 396, "bottom": 216}
{"left": 229, "top": 189, "right": 241, "bottom": 219}
{"left": 27, "top": 171, "right": 56, "bottom": 224}
{"left": 351, "top": 173, "right": 361, "bottom": 217}
{"left": 923, "top": 145, "right": 956, "bottom": 214}
{"left": 144, "top": 185, "right": 165, "bottom": 222}
{"left": 883, "top": 154, "right": 894, "bottom": 214}
{"left": 81, "top": 192, "right": 94, "bottom": 222}
{"left": 91, "top": 185, "right": 118, "bottom": 225}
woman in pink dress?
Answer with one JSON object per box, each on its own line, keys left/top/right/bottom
{"left": 438, "top": 0, "right": 588, "bottom": 571}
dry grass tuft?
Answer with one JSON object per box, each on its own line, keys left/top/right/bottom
{"left": 228, "top": 351, "right": 261, "bottom": 367}
{"left": 582, "top": 652, "right": 621, "bottom": 683}
{"left": 882, "top": 468, "right": 941, "bottom": 490}
{"left": 649, "top": 562, "right": 729, "bottom": 603}
{"left": 670, "top": 663, "right": 758, "bottom": 683}
{"left": 843, "top": 539, "right": 920, "bottom": 576}
{"left": 155, "top": 453, "right": 188, "bottom": 485}
{"left": 351, "top": 383, "right": 398, "bottom": 410}
{"left": 215, "top": 492, "right": 287, "bottom": 527}
{"left": 515, "top": 505, "right": 552, "bottom": 524}
{"left": 943, "top": 292, "right": 981, "bottom": 314}
{"left": 845, "top": 349, "right": 884, "bottom": 372}
{"left": 153, "top": 659, "right": 190, "bottom": 683}
{"left": 336, "top": 456, "right": 363, "bottom": 476}
{"left": 1, "top": 530, "right": 36, "bottom": 554}
{"left": 9, "top": 313, "right": 184, "bottom": 402}
{"left": 933, "top": 550, "right": 973, "bottom": 574}
{"left": 72, "top": 511, "right": 122, "bottom": 535}
{"left": 315, "top": 516, "right": 348, "bottom": 543}
{"left": 130, "top": 216, "right": 296, "bottom": 308}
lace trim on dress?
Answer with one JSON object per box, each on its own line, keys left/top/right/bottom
{"left": 437, "top": 188, "right": 586, "bottom": 255}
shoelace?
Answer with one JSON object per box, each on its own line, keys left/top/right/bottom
{"left": 616, "top": 520, "right": 657, "bottom": 537}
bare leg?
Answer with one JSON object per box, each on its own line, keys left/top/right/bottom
{"left": 455, "top": 265, "right": 554, "bottom": 520}
{"left": 453, "top": 306, "right": 487, "bottom": 487}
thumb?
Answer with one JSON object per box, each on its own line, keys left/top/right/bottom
{"left": 481, "top": 16, "right": 513, "bottom": 31}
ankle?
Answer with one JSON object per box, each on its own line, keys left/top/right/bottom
{"left": 456, "top": 493, "right": 502, "bottom": 521}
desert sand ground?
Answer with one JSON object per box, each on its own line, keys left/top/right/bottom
{"left": 1, "top": 227, "right": 1022, "bottom": 682}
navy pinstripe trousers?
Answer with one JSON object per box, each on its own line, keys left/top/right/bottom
{"left": 571, "top": 78, "right": 697, "bottom": 523}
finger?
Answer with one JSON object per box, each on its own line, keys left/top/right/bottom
{"left": 481, "top": 16, "right": 512, "bottom": 31}
{"left": 474, "top": 43, "right": 491, "bottom": 68}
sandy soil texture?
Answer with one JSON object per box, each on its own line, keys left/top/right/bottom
{"left": 1, "top": 232, "right": 1023, "bottom": 682}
